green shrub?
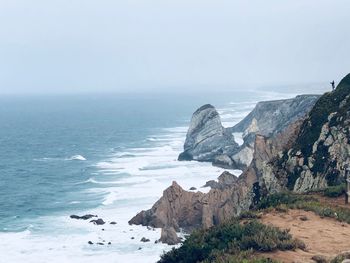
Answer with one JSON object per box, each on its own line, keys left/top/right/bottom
{"left": 158, "top": 220, "right": 303, "bottom": 263}
{"left": 258, "top": 192, "right": 316, "bottom": 210}
{"left": 324, "top": 184, "right": 346, "bottom": 197}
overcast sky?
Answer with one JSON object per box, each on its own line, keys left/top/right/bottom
{"left": 0, "top": 0, "right": 349, "bottom": 94}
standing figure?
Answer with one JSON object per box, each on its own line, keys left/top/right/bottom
{"left": 331, "top": 80, "right": 335, "bottom": 90}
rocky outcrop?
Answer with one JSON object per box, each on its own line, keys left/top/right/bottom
{"left": 159, "top": 226, "right": 181, "bottom": 245}
{"left": 129, "top": 181, "right": 206, "bottom": 231}
{"left": 178, "top": 104, "right": 239, "bottom": 162}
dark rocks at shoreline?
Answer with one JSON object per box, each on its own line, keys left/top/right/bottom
{"left": 140, "top": 237, "right": 150, "bottom": 242}
{"left": 88, "top": 241, "right": 93, "bottom": 245}
{"left": 90, "top": 218, "right": 106, "bottom": 225}
{"left": 97, "top": 242, "right": 104, "bottom": 245}
{"left": 189, "top": 187, "right": 197, "bottom": 190}
{"left": 70, "top": 214, "right": 97, "bottom": 220}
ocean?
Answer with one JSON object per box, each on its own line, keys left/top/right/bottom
{"left": 0, "top": 89, "right": 314, "bottom": 262}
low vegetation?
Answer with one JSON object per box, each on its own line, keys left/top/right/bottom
{"left": 258, "top": 191, "right": 350, "bottom": 224}
{"left": 159, "top": 191, "right": 350, "bottom": 263}
{"left": 323, "top": 183, "right": 346, "bottom": 198}
{"left": 158, "top": 218, "right": 304, "bottom": 263}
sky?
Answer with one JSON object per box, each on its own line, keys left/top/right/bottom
{"left": 0, "top": 0, "right": 349, "bottom": 94}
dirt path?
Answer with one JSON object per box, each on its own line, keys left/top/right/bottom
{"left": 258, "top": 209, "right": 350, "bottom": 263}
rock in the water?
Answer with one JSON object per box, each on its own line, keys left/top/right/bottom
{"left": 110, "top": 221, "right": 117, "bottom": 225}
{"left": 90, "top": 218, "right": 105, "bottom": 225}
{"left": 178, "top": 104, "right": 239, "bottom": 162}
{"left": 97, "top": 242, "right": 104, "bottom": 245}
{"left": 140, "top": 237, "right": 150, "bottom": 242}
{"left": 88, "top": 241, "right": 93, "bottom": 245}
{"left": 189, "top": 187, "right": 197, "bottom": 190}
{"left": 70, "top": 214, "right": 97, "bottom": 220}
{"left": 159, "top": 226, "right": 181, "bottom": 245}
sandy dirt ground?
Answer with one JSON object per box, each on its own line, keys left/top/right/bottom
{"left": 258, "top": 209, "right": 350, "bottom": 262}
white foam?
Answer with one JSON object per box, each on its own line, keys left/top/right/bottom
{"left": 69, "top": 155, "right": 87, "bottom": 161}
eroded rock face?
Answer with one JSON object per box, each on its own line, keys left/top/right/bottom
{"left": 129, "top": 181, "right": 206, "bottom": 231}
{"left": 229, "top": 95, "right": 320, "bottom": 169}
{"left": 159, "top": 227, "right": 181, "bottom": 245}
{"left": 178, "top": 104, "right": 239, "bottom": 162}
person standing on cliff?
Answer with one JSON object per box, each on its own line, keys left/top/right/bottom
{"left": 331, "top": 80, "right": 335, "bottom": 90}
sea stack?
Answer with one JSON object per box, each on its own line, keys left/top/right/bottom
{"left": 178, "top": 104, "right": 239, "bottom": 162}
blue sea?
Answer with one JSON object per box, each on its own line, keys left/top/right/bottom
{"left": 0, "top": 89, "right": 322, "bottom": 262}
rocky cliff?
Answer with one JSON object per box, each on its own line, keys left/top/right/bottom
{"left": 178, "top": 104, "right": 239, "bottom": 162}
{"left": 268, "top": 74, "right": 350, "bottom": 193}
{"left": 130, "top": 73, "right": 350, "bottom": 237}
{"left": 228, "top": 95, "right": 320, "bottom": 169}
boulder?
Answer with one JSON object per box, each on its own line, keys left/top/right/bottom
{"left": 159, "top": 227, "right": 181, "bottom": 245}
{"left": 90, "top": 218, "right": 105, "bottom": 225}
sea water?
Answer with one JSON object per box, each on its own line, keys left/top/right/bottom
{"left": 0, "top": 89, "right": 314, "bottom": 262}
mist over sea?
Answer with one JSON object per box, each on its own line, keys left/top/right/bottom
{"left": 0, "top": 88, "right": 323, "bottom": 262}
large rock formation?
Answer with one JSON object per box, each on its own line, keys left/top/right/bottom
{"left": 178, "top": 104, "right": 239, "bottom": 162}
{"left": 179, "top": 96, "right": 319, "bottom": 170}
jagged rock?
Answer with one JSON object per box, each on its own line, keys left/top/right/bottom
{"left": 129, "top": 181, "right": 206, "bottom": 231}
{"left": 159, "top": 226, "right": 181, "bottom": 245}
{"left": 90, "top": 218, "right": 105, "bottom": 225}
{"left": 178, "top": 104, "right": 239, "bottom": 162}
{"left": 70, "top": 214, "right": 97, "bottom": 220}
{"left": 203, "top": 180, "right": 220, "bottom": 189}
